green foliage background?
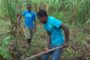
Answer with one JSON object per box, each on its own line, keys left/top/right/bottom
{"left": 0, "top": 0, "right": 90, "bottom": 60}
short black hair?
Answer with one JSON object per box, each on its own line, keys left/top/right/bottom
{"left": 37, "top": 10, "right": 48, "bottom": 17}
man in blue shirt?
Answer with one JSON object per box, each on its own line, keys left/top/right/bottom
{"left": 17, "top": 4, "right": 36, "bottom": 46}
{"left": 37, "top": 10, "right": 69, "bottom": 60}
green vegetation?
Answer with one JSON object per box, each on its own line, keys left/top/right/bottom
{"left": 0, "top": 0, "right": 90, "bottom": 60}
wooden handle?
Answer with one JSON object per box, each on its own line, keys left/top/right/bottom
{"left": 24, "top": 46, "right": 62, "bottom": 60}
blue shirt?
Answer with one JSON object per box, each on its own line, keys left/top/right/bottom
{"left": 43, "top": 16, "right": 64, "bottom": 46}
{"left": 22, "top": 10, "right": 36, "bottom": 29}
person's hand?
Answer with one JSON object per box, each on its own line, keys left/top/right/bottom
{"left": 34, "top": 28, "right": 36, "bottom": 33}
{"left": 16, "top": 13, "right": 19, "bottom": 18}
{"left": 62, "top": 43, "right": 68, "bottom": 48}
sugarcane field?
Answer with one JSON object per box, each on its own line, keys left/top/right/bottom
{"left": 0, "top": 0, "right": 90, "bottom": 60}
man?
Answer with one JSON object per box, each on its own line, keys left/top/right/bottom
{"left": 17, "top": 4, "right": 36, "bottom": 46}
{"left": 37, "top": 10, "right": 69, "bottom": 60}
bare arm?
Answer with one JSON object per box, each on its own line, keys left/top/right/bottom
{"left": 16, "top": 14, "right": 22, "bottom": 25}
{"left": 33, "top": 13, "right": 37, "bottom": 32}
{"left": 60, "top": 24, "right": 69, "bottom": 43}
{"left": 34, "top": 20, "right": 36, "bottom": 32}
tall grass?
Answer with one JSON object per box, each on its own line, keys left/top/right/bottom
{"left": 0, "top": 0, "right": 90, "bottom": 59}
{"left": 0, "top": 0, "right": 89, "bottom": 27}
{"left": 31, "top": 0, "right": 90, "bottom": 24}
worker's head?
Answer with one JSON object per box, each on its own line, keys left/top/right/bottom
{"left": 27, "top": 4, "right": 32, "bottom": 11}
{"left": 37, "top": 10, "right": 48, "bottom": 24}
